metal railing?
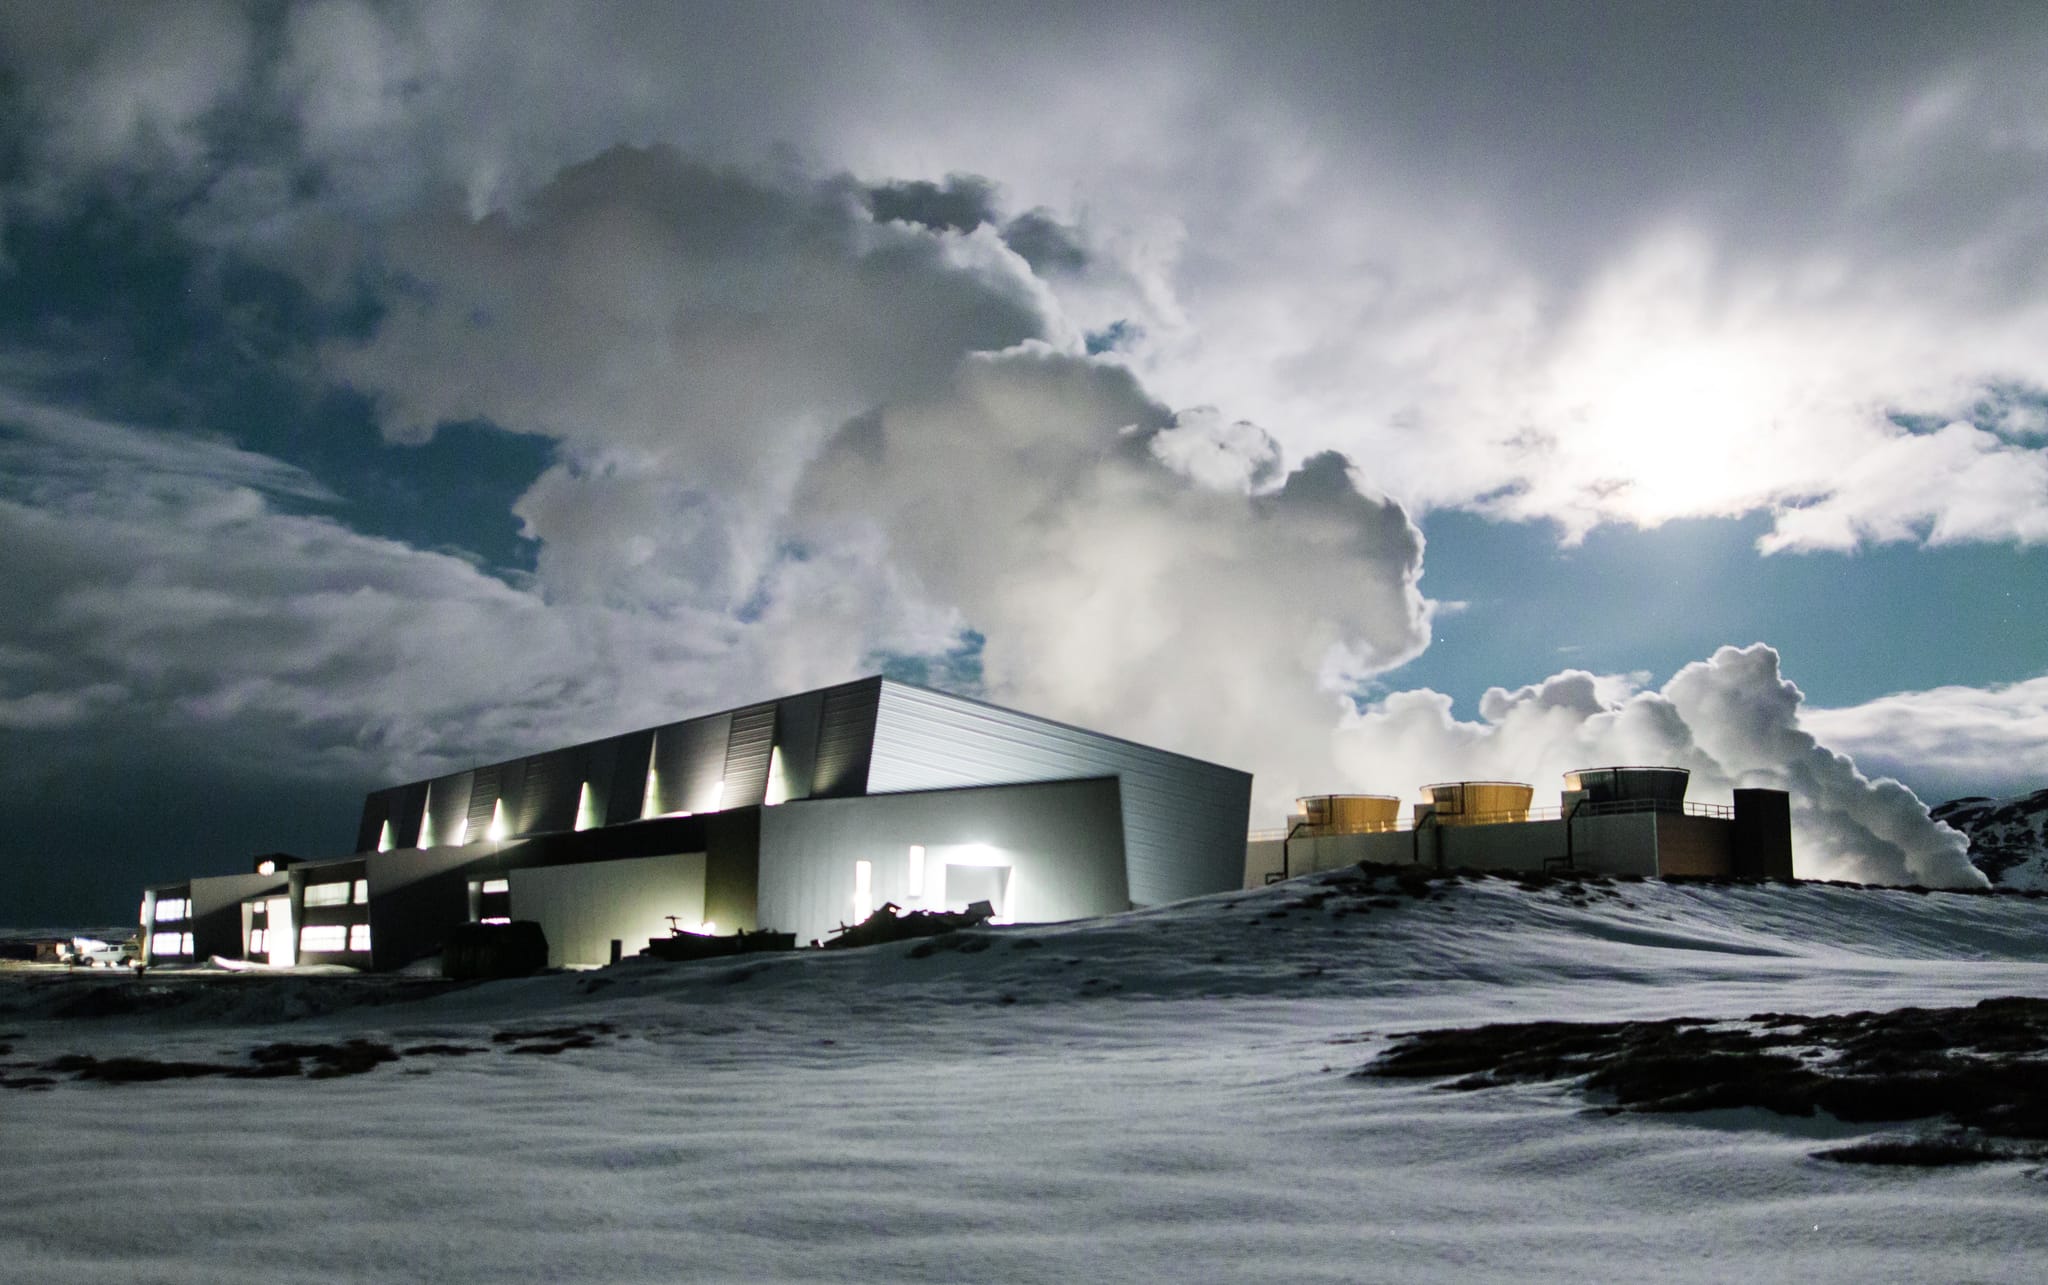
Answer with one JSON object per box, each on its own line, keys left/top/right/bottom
{"left": 1249, "top": 797, "right": 1733, "bottom": 839}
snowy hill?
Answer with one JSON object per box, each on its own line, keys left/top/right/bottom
{"left": 1934, "top": 787, "right": 2048, "bottom": 890}
{"left": 5, "top": 868, "right": 2048, "bottom": 1283}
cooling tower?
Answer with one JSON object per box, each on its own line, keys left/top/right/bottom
{"left": 1416, "top": 781, "right": 1534, "bottom": 826}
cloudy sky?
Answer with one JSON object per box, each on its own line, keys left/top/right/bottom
{"left": 5, "top": 1, "right": 2047, "bottom": 921}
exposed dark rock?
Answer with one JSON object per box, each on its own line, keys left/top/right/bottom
{"left": 1362, "top": 996, "right": 2048, "bottom": 1165}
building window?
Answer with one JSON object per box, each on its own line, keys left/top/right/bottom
{"left": 153, "top": 931, "right": 192, "bottom": 956}
{"left": 353, "top": 879, "right": 370, "bottom": 905}
{"left": 480, "top": 878, "right": 510, "bottom": 895}
{"left": 304, "top": 882, "right": 352, "bottom": 907}
{"left": 300, "top": 925, "right": 347, "bottom": 953}
{"left": 349, "top": 924, "right": 372, "bottom": 952}
{"left": 153, "top": 898, "right": 188, "bottom": 923}
{"left": 907, "top": 845, "right": 926, "bottom": 899}
{"left": 250, "top": 928, "right": 266, "bottom": 955}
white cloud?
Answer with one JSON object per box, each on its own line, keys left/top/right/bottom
{"left": 1803, "top": 676, "right": 2048, "bottom": 804}
{"left": 794, "top": 345, "right": 1433, "bottom": 783}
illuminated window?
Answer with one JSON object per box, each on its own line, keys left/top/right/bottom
{"left": 257, "top": 859, "right": 277, "bottom": 875}
{"left": 153, "top": 931, "right": 191, "bottom": 956}
{"left": 250, "top": 928, "right": 266, "bottom": 955}
{"left": 480, "top": 878, "right": 510, "bottom": 895}
{"left": 304, "top": 882, "right": 351, "bottom": 907}
{"left": 574, "top": 781, "right": 599, "bottom": 832}
{"left": 907, "top": 845, "right": 926, "bottom": 898}
{"left": 153, "top": 898, "right": 187, "bottom": 923}
{"left": 480, "top": 916, "right": 511, "bottom": 926}
{"left": 300, "top": 925, "right": 347, "bottom": 953}
{"left": 349, "top": 924, "right": 372, "bottom": 952}
{"left": 853, "top": 859, "right": 873, "bottom": 921}
{"left": 377, "top": 819, "right": 395, "bottom": 853}
{"left": 353, "top": 879, "right": 370, "bottom": 905}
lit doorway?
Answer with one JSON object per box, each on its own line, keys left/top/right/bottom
{"left": 265, "top": 896, "right": 296, "bottom": 967}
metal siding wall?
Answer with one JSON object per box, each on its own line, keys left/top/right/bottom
{"left": 722, "top": 703, "right": 777, "bottom": 807}
{"left": 355, "top": 790, "right": 397, "bottom": 854}
{"left": 605, "top": 730, "right": 653, "bottom": 824}
{"left": 466, "top": 763, "right": 501, "bottom": 837}
{"left": 772, "top": 690, "right": 825, "bottom": 799}
{"left": 395, "top": 783, "right": 429, "bottom": 848}
{"left": 811, "top": 678, "right": 881, "bottom": 798}
{"left": 757, "top": 779, "right": 1128, "bottom": 947}
{"left": 651, "top": 713, "right": 731, "bottom": 815}
{"left": 420, "top": 771, "right": 474, "bottom": 848}
{"left": 868, "top": 683, "right": 1251, "bottom": 906}
{"left": 518, "top": 748, "right": 581, "bottom": 836}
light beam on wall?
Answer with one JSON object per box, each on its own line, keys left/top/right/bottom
{"left": 487, "top": 798, "right": 509, "bottom": 843}
{"left": 574, "top": 782, "right": 599, "bottom": 832}
{"left": 377, "top": 819, "right": 395, "bottom": 852}
{"left": 764, "top": 746, "right": 789, "bottom": 806}
{"left": 642, "top": 732, "right": 663, "bottom": 819}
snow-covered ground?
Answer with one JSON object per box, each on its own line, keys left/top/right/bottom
{"left": 5, "top": 870, "right": 2048, "bottom": 1284}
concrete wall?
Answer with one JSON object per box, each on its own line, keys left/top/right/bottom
{"left": 365, "top": 842, "right": 506, "bottom": 970}
{"left": 1652, "top": 815, "right": 1736, "bottom": 877}
{"left": 187, "top": 871, "right": 288, "bottom": 960}
{"left": 509, "top": 853, "right": 707, "bottom": 968}
{"left": 758, "top": 777, "right": 1129, "bottom": 947}
{"left": 1247, "top": 811, "right": 1669, "bottom": 881}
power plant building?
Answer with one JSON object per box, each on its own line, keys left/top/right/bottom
{"left": 139, "top": 678, "right": 1252, "bottom": 971}
{"left": 1246, "top": 767, "right": 1793, "bottom": 886}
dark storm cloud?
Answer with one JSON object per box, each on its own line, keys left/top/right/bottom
{"left": 865, "top": 174, "right": 999, "bottom": 234}
{"left": 1000, "top": 209, "right": 1089, "bottom": 275}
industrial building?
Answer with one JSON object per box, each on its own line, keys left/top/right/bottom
{"left": 140, "top": 677, "right": 1252, "bottom": 970}
{"left": 1245, "top": 767, "right": 1793, "bottom": 886}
